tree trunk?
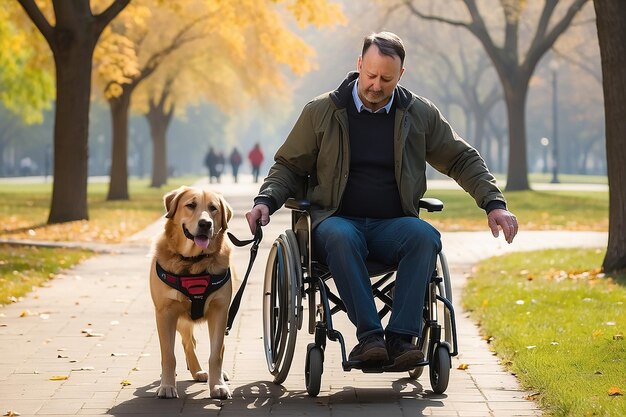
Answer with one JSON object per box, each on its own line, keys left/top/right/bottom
{"left": 107, "top": 90, "right": 131, "bottom": 200}
{"left": 503, "top": 84, "right": 530, "bottom": 191}
{"left": 594, "top": 0, "right": 626, "bottom": 273}
{"left": 47, "top": 36, "right": 94, "bottom": 222}
{"left": 146, "top": 110, "right": 169, "bottom": 188}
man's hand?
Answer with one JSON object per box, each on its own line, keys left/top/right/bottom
{"left": 487, "top": 208, "right": 518, "bottom": 244}
{"left": 245, "top": 204, "right": 270, "bottom": 234}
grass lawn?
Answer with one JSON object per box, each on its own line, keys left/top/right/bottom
{"left": 463, "top": 248, "right": 625, "bottom": 416}
{"left": 0, "top": 177, "right": 198, "bottom": 243}
{"left": 422, "top": 189, "right": 608, "bottom": 232}
{"left": 0, "top": 177, "right": 198, "bottom": 305}
{"left": 0, "top": 244, "right": 93, "bottom": 305}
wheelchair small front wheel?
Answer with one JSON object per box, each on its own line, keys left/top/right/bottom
{"left": 305, "top": 343, "right": 323, "bottom": 397}
{"left": 429, "top": 344, "right": 451, "bottom": 394}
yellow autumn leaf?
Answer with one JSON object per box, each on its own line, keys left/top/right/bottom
{"left": 608, "top": 386, "right": 624, "bottom": 396}
{"left": 457, "top": 363, "right": 469, "bottom": 370}
{"left": 120, "top": 379, "right": 132, "bottom": 386}
{"left": 4, "top": 410, "right": 21, "bottom": 416}
{"left": 49, "top": 375, "right": 68, "bottom": 381}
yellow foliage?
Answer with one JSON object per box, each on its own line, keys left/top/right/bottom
{"left": 93, "top": 0, "right": 346, "bottom": 113}
{"left": 0, "top": 5, "right": 54, "bottom": 124}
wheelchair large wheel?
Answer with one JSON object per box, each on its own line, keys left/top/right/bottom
{"left": 305, "top": 343, "right": 323, "bottom": 397}
{"left": 284, "top": 230, "right": 304, "bottom": 330}
{"left": 430, "top": 344, "right": 451, "bottom": 394}
{"left": 263, "top": 233, "right": 300, "bottom": 384}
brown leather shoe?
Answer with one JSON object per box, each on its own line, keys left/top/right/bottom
{"left": 348, "top": 334, "right": 388, "bottom": 362}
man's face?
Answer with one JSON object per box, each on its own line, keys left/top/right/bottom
{"left": 357, "top": 45, "right": 404, "bottom": 112}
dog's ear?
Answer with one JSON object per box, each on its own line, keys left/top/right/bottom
{"left": 219, "top": 194, "right": 233, "bottom": 227}
{"left": 164, "top": 186, "right": 189, "bottom": 219}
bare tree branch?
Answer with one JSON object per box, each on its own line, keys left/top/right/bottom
{"left": 16, "top": 0, "right": 54, "bottom": 44}
{"left": 402, "top": 0, "right": 468, "bottom": 27}
{"left": 524, "top": 0, "right": 589, "bottom": 71}
{"left": 95, "top": 0, "right": 132, "bottom": 35}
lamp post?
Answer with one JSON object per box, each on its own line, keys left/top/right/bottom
{"left": 549, "top": 59, "right": 559, "bottom": 184}
{"left": 540, "top": 137, "right": 550, "bottom": 174}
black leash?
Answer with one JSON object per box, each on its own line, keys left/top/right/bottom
{"left": 225, "top": 221, "right": 263, "bottom": 335}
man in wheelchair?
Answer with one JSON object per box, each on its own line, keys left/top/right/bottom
{"left": 246, "top": 32, "right": 518, "bottom": 369}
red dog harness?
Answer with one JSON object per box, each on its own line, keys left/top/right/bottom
{"left": 156, "top": 262, "right": 230, "bottom": 320}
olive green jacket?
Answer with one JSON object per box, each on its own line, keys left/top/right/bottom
{"left": 257, "top": 72, "right": 506, "bottom": 229}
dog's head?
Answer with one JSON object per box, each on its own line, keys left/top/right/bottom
{"left": 163, "top": 186, "right": 233, "bottom": 253}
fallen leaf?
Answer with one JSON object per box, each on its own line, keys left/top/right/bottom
{"left": 457, "top": 363, "right": 469, "bottom": 370}
{"left": 49, "top": 375, "right": 68, "bottom": 381}
{"left": 524, "top": 392, "right": 541, "bottom": 400}
{"left": 608, "top": 386, "right": 624, "bottom": 396}
{"left": 120, "top": 379, "right": 131, "bottom": 386}
{"left": 19, "top": 310, "right": 31, "bottom": 318}
{"left": 4, "top": 410, "right": 20, "bottom": 416}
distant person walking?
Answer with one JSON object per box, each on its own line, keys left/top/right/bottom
{"left": 215, "top": 151, "right": 225, "bottom": 183}
{"left": 248, "top": 143, "right": 264, "bottom": 183}
{"left": 204, "top": 147, "right": 219, "bottom": 183}
{"left": 229, "top": 147, "right": 243, "bottom": 183}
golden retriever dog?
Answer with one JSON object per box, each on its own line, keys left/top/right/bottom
{"left": 149, "top": 185, "right": 234, "bottom": 399}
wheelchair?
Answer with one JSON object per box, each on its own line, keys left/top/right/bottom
{"left": 262, "top": 197, "right": 458, "bottom": 397}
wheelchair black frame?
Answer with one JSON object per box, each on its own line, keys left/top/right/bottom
{"left": 262, "top": 197, "right": 459, "bottom": 395}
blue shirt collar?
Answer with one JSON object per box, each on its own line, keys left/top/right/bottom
{"left": 352, "top": 79, "right": 395, "bottom": 114}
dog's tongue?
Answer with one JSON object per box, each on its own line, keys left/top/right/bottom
{"left": 194, "top": 236, "right": 209, "bottom": 249}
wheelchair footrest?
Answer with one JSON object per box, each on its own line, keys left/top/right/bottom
{"left": 343, "top": 359, "right": 428, "bottom": 373}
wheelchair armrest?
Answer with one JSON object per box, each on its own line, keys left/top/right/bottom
{"left": 419, "top": 198, "right": 444, "bottom": 212}
{"left": 285, "top": 198, "right": 311, "bottom": 211}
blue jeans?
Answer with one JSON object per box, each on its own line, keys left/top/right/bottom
{"left": 313, "top": 216, "right": 442, "bottom": 342}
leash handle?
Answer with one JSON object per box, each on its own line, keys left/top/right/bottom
{"left": 225, "top": 220, "right": 262, "bottom": 335}
{"left": 227, "top": 219, "right": 263, "bottom": 247}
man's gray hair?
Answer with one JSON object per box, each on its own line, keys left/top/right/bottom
{"left": 362, "top": 32, "right": 405, "bottom": 66}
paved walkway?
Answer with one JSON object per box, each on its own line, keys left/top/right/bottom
{"left": 0, "top": 178, "right": 607, "bottom": 416}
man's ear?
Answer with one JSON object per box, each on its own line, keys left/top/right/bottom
{"left": 164, "top": 186, "right": 190, "bottom": 219}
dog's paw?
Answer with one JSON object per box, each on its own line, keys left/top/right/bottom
{"left": 156, "top": 384, "right": 179, "bottom": 399}
{"left": 222, "top": 370, "right": 230, "bottom": 381}
{"left": 194, "top": 370, "right": 208, "bottom": 382}
{"left": 210, "top": 384, "right": 232, "bottom": 399}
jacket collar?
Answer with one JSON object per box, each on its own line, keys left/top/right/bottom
{"left": 329, "top": 71, "right": 413, "bottom": 110}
